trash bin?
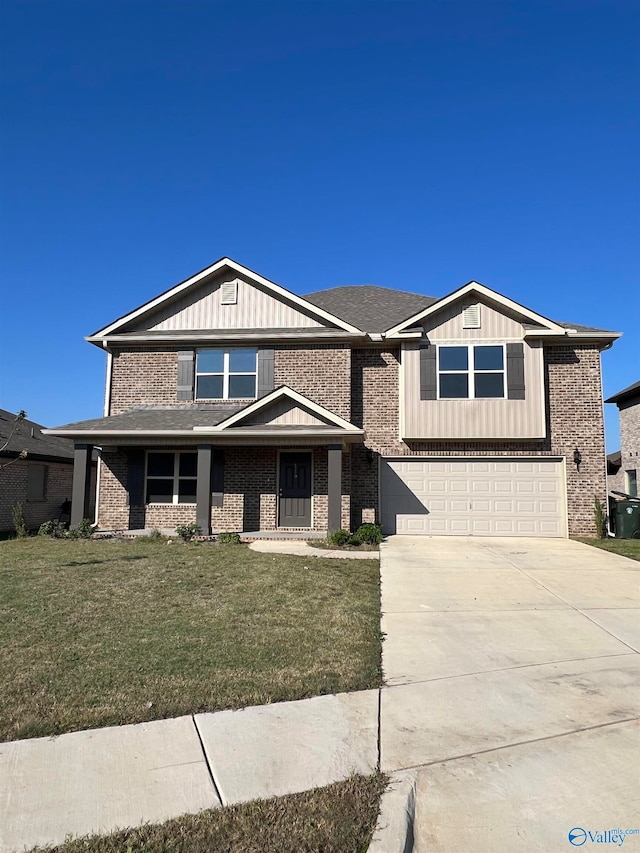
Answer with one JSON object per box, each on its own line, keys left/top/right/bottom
{"left": 614, "top": 501, "right": 640, "bottom": 539}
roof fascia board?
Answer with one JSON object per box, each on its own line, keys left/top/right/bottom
{"left": 85, "top": 330, "right": 365, "bottom": 345}
{"left": 214, "top": 386, "right": 360, "bottom": 431}
{"left": 385, "top": 282, "right": 567, "bottom": 337}
{"left": 92, "top": 258, "right": 364, "bottom": 338}
{"left": 43, "top": 428, "right": 364, "bottom": 439}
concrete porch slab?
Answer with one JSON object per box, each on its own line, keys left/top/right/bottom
{"left": 194, "top": 690, "right": 378, "bottom": 805}
{"left": 413, "top": 720, "right": 640, "bottom": 853}
{"left": 0, "top": 717, "right": 218, "bottom": 853}
{"left": 380, "top": 654, "right": 639, "bottom": 772}
{"left": 381, "top": 609, "right": 631, "bottom": 685}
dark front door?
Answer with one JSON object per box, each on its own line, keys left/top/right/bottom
{"left": 278, "top": 452, "right": 312, "bottom": 527}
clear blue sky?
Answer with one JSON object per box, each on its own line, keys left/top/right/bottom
{"left": 1, "top": 0, "right": 638, "bottom": 450}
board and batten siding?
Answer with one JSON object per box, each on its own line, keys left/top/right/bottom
{"left": 243, "top": 399, "right": 331, "bottom": 427}
{"left": 419, "top": 297, "right": 541, "bottom": 340}
{"left": 142, "top": 271, "right": 326, "bottom": 331}
{"left": 401, "top": 340, "right": 547, "bottom": 440}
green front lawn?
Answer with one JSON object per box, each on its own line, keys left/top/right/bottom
{"left": 577, "top": 538, "right": 640, "bottom": 562}
{"left": 0, "top": 540, "right": 381, "bottom": 742}
{"left": 28, "top": 774, "right": 386, "bottom": 853}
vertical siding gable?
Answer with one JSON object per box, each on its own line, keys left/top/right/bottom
{"left": 122, "top": 271, "right": 331, "bottom": 332}
{"left": 420, "top": 296, "right": 533, "bottom": 340}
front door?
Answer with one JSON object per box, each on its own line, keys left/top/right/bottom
{"left": 278, "top": 452, "right": 312, "bottom": 527}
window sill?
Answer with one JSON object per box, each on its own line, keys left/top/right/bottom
{"left": 146, "top": 503, "right": 197, "bottom": 507}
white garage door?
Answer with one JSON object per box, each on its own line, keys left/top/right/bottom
{"left": 380, "top": 458, "right": 566, "bottom": 537}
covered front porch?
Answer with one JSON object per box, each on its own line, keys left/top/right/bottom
{"left": 44, "top": 387, "right": 364, "bottom": 535}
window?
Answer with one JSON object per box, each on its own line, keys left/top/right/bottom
{"left": 26, "top": 464, "right": 47, "bottom": 500}
{"left": 146, "top": 452, "right": 197, "bottom": 504}
{"left": 625, "top": 469, "right": 638, "bottom": 497}
{"left": 195, "top": 348, "right": 257, "bottom": 400}
{"left": 438, "top": 345, "right": 505, "bottom": 399}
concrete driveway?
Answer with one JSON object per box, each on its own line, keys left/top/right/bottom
{"left": 379, "top": 537, "right": 640, "bottom": 852}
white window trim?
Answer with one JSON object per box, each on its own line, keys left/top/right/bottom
{"left": 195, "top": 348, "right": 258, "bottom": 401}
{"left": 145, "top": 451, "right": 197, "bottom": 505}
{"left": 437, "top": 343, "right": 506, "bottom": 400}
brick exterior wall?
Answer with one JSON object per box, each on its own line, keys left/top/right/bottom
{"left": 615, "top": 396, "right": 640, "bottom": 494}
{"left": 0, "top": 459, "right": 78, "bottom": 532}
{"left": 274, "top": 344, "right": 351, "bottom": 420}
{"left": 98, "top": 444, "right": 349, "bottom": 532}
{"left": 350, "top": 345, "right": 607, "bottom": 536}
{"left": 100, "top": 341, "right": 606, "bottom": 536}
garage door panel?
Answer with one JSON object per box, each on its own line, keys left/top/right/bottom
{"left": 380, "top": 458, "right": 565, "bottom": 538}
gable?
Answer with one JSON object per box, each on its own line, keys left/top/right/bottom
{"left": 122, "top": 269, "right": 331, "bottom": 332}
{"left": 417, "top": 295, "right": 536, "bottom": 340}
{"left": 386, "top": 281, "right": 565, "bottom": 338}
{"left": 241, "top": 398, "right": 335, "bottom": 427}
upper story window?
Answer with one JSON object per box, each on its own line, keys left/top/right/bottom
{"left": 438, "top": 344, "right": 505, "bottom": 399}
{"left": 195, "top": 348, "right": 257, "bottom": 400}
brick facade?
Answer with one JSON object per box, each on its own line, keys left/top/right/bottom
{"left": 349, "top": 345, "right": 606, "bottom": 536}
{"left": 99, "top": 340, "right": 607, "bottom": 537}
{"left": 0, "top": 459, "right": 96, "bottom": 533}
{"left": 612, "top": 395, "right": 640, "bottom": 495}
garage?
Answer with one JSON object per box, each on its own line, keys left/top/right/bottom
{"left": 380, "top": 457, "right": 567, "bottom": 537}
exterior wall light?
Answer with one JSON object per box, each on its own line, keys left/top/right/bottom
{"left": 573, "top": 448, "right": 582, "bottom": 471}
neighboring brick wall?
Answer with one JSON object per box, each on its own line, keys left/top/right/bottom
{"left": 274, "top": 345, "right": 351, "bottom": 420}
{"left": 618, "top": 397, "right": 640, "bottom": 492}
{"left": 0, "top": 459, "right": 74, "bottom": 532}
{"left": 350, "top": 345, "right": 607, "bottom": 536}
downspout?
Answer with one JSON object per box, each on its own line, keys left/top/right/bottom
{"left": 600, "top": 341, "right": 615, "bottom": 537}
{"left": 94, "top": 345, "right": 113, "bottom": 527}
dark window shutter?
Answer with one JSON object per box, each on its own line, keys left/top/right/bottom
{"left": 419, "top": 343, "right": 437, "bottom": 400}
{"left": 506, "top": 343, "right": 526, "bottom": 399}
{"left": 212, "top": 449, "right": 225, "bottom": 508}
{"left": 177, "top": 350, "right": 195, "bottom": 401}
{"left": 126, "top": 449, "right": 145, "bottom": 507}
{"left": 257, "top": 347, "right": 274, "bottom": 398}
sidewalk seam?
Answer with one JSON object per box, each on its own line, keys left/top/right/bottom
{"left": 389, "top": 715, "right": 640, "bottom": 773}
{"left": 191, "top": 715, "right": 225, "bottom": 807}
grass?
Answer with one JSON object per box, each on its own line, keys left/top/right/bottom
{"left": 0, "top": 539, "right": 381, "bottom": 742}
{"left": 28, "top": 774, "right": 387, "bottom": 853}
{"left": 576, "top": 537, "right": 640, "bottom": 562}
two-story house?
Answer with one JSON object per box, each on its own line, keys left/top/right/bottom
{"left": 46, "top": 258, "right": 620, "bottom": 538}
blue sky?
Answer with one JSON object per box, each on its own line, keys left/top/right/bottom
{"left": 1, "top": 0, "right": 638, "bottom": 450}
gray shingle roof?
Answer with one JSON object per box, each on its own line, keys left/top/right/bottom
{"left": 304, "top": 285, "right": 438, "bottom": 333}
{"left": 605, "top": 380, "right": 640, "bottom": 405}
{"left": 49, "top": 405, "right": 245, "bottom": 433}
{"left": 0, "top": 408, "right": 76, "bottom": 460}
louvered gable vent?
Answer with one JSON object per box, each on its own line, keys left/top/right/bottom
{"left": 463, "top": 304, "right": 481, "bottom": 328}
{"left": 220, "top": 280, "right": 238, "bottom": 305}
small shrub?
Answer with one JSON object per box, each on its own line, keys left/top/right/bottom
{"left": 147, "top": 529, "right": 164, "bottom": 540}
{"left": 175, "top": 523, "right": 201, "bottom": 542}
{"left": 38, "top": 520, "right": 66, "bottom": 538}
{"left": 12, "top": 502, "right": 27, "bottom": 538}
{"left": 352, "top": 523, "right": 383, "bottom": 545}
{"left": 328, "top": 529, "right": 352, "bottom": 546}
{"left": 217, "top": 531, "right": 241, "bottom": 545}
{"left": 68, "top": 519, "right": 93, "bottom": 540}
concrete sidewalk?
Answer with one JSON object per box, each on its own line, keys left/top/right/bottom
{"left": 0, "top": 691, "right": 378, "bottom": 853}
{"left": 248, "top": 539, "right": 379, "bottom": 559}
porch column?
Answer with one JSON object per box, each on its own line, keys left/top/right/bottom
{"left": 70, "top": 443, "right": 93, "bottom": 528}
{"left": 327, "top": 444, "right": 342, "bottom": 532}
{"left": 196, "top": 444, "right": 213, "bottom": 536}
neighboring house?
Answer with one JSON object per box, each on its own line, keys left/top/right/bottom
{"left": 0, "top": 409, "right": 96, "bottom": 533}
{"left": 45, "top": 258, "right": 620, "bottom": 538}
{"left": 605, "top": 380, "right": 640, "bottom": 497}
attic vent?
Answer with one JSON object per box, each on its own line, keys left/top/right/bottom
{"left": 220, "top": 280, "right": 238, "bottom": 305}
{"left": 463, "top": 304, "right": 481, "bottom": 329}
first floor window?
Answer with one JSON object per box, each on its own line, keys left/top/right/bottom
{"left": 625, "top": 469, "right": 638, "bottom": 497}
{"left": 26, "top": 464, "right": 47, "bottom": 500}
{"left": 146, "top": 452, "right": 197, "bottom": 504}
{"left": 195, "top": 348, "right": 257, "bottom": 400}
{"left": 438, "top": 344, "right": 505, "bottom": 399}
